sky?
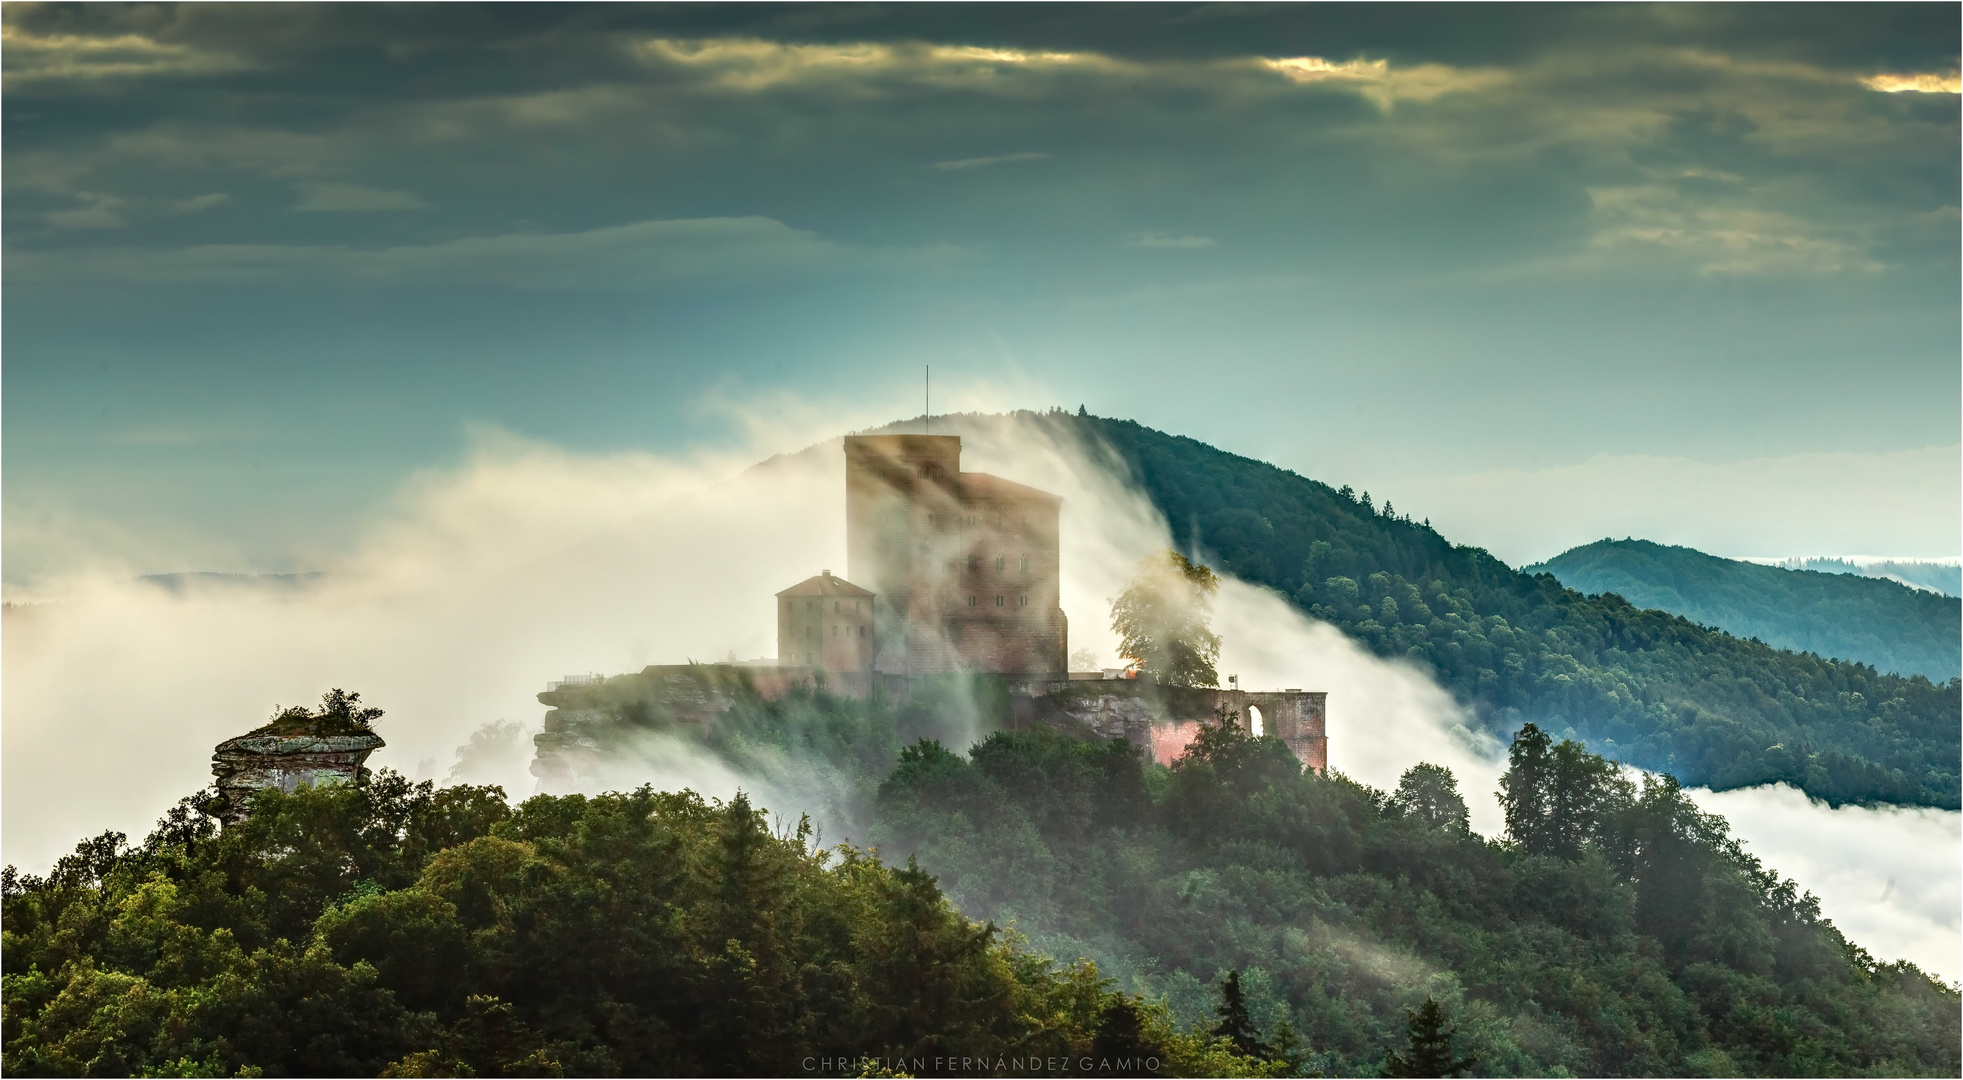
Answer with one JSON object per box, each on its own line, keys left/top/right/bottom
{"left": 4, "top": 3, "right": 1959, "bottom": 582}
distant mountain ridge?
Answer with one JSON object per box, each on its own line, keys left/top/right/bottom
{"left": 1528, "top": 540, "right": 1961, "bottom": 682}
{"left": 913, "top": 412, "right": 1959, "bottom": 810}
{"left": 1744, "top": 556, "right": 1960, "bottom": 598}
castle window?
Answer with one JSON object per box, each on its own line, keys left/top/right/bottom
{"left": 995, "top": 595, "right": 1004, "bottom": 606}
{"left": 968, "top": 555, "right": 978, "bottom": 570}
{"left": 1019, "top": 594, "right": 1028, "bottom": 606}
{"left": 1020, "top": 555, "right": 1029, "bottom": 571}
{"left": 995, "top": 555, "right": 1005, "bottom": 571}
{"left": 968, "top": 595, "right": 978, "bottom": 606}
{"left": 858, "top": 625, "right": 866, "bottom": 637}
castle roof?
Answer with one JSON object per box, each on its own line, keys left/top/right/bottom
{"left": 776, "top": 571, "right": 875, "bottom": 598}
{"left": 957, "top": 471, "right": 1063, "bottom": 504}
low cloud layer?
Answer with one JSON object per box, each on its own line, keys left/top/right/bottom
{"left": 3, "top": 414, "right": 1955, "bottom": 983}
{"left": 4, "top": 216, "right": 935, "bottom": 289}
{"left": 1691, "top": 784, "right": 1961, "bottom": 984}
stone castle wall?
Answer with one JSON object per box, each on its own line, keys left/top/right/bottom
{"left": 1012, "top": 680, "right": 1326, "bottom": 771}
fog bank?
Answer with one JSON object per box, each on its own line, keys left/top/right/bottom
{"left": 1690, "top": 783, "right": 1961, "bottom": 985}
{"left": 4, "top": 414, "right": 1953, "bottom": 983}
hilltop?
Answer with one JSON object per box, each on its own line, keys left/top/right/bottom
{"left": 1526, "top": 539, "right": 1961, "bottom": 682}
{"left": 1005, "top": 412, "right": 1957, "bottom": 809}
{"left": 5, "top": 695, "right": 1956, "bottom": 1077}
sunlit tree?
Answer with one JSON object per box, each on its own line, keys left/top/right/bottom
{"left": 1111, "top": 549, "right": 1221, "bottom": 687}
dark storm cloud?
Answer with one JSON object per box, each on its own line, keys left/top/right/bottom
{"left": 5, "top": 1, "right": 1954, "bottom": 289}
{"left": 2, "top": 3, "right": 1955, "bottom": 581}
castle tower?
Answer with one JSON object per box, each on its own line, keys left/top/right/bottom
{"left": 777, "top": 570, "right": 875, "bottom": 672}
{"left": 844, "top": 434, "right": 1066, "bottom": 676}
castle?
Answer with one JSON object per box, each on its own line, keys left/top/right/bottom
{"left": 529, "top": 430, "right": 1326, "bottom": 788}
{"left": 827, "top": 433, "right": 1066, "bottom": 678}
{"left": 204, "top": 430, "right": 1321, "bottom": 814}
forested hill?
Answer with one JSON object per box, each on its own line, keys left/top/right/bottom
{"left": 1054, "top": 413, "right": 1959, "bottom": 810}
{"left": 1526, "top": 539, "right": 1961, "bottom": 682}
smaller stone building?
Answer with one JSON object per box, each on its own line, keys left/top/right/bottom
{"left": 777, "top": 571, "right": 875, "bottom": 672}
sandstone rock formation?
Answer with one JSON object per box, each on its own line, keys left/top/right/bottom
{"left": 210, "top": 732, "right": 384, "bottom": 823}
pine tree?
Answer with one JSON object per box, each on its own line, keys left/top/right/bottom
{"left": 1090, "top": 995, "right": 1163, "bottom": 1077}
{"left": 1382, "top": 997, "right": 1476, "bottom": 1078}
{"left": 1210, "top": 970, "right": 1273, "bottom": 1059}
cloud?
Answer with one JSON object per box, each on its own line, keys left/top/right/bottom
{"left": 5, "top": 410, "right": 1953, "bottom": 981}
{"left": 1864, "top": 72, "right": 1962, "bottom": 94}
{"left": 1690, "top": 783, "right": 1961, "bottom": 983}
{"left": 0, "top": 24, "right": 251, "bottom": 84}
{"left": 44, "top": 191, "right": 129, "bottom": 230}
{"left": 633, "top": 37, "right": 1118, "bottom": 94}
{"left": 1128, "top": 232, "right": 1214, "bottom": 249}
{"left": 1583, "top": 182, "right": 1882, "bottom": 274}
{"left": 1, "top": 427, "right": 849, "bottom": 871}
{"left": 1211, "top": 581, "right": 1508, "bottom": 835}
{"left": 933, "top": 151, "right": 1050, "bottom": 171}
{"left": 6, "top": 215, "right": 944, "bottom": 289}
{"left": 294, "top": 182, "right": 427, "bottom": 212}
{"left": 1262, "top": 54, "right": 1511, "bottom": 108}
{"left": 170, "top": 192, "right": 231, "bottom": 212}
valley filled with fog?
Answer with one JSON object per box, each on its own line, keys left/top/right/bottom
{"left": 5, "top": 417, "right": 1956, "bottom": 983}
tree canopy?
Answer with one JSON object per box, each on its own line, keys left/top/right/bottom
{"left": 1528, "top": 539, "right": 1961, "bottom": 682}
{"left": 9, "top": 680, "right": 1956, "bottom": 1076}
{"left": 1110, "top": 548, "right": 1222, "bottom": 688}
{"left": 1055, "top": 412, "right": 1959, "bottom": 809}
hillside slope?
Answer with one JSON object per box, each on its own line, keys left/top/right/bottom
{"left": 1526, "top": 539, "right": 1961, "bottom": 681}
{"left": 1034, "top": 412, "right": 1958, "bottom": 809}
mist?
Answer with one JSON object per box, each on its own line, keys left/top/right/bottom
{"left": 4, "top": 411, "right": 1954, "bottom": 983}
{"left": 2, "top": 427, "right": 850, "bottom": 871}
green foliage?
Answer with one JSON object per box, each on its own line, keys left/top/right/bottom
{"left": 1210, "top": 971, "right": 1275, "bottom": 1061}
{"left": 1527, "top": 539, "right": 1962, "bottom": 681}
{"left": 250, "top": 688, "right": 383, "bottom": 737}
{"left": 1061, "top": 413, "right": 1959, "bottom": 809}
{"left": 1111, "top": 549, "right": 1223, "bottom": 687}
{"left": 3, "top": 770, "right": 1277, "bottom": 1077}
{"left": 7, "top": 689, "right": 1957, "bottom": 1077}
{"left": 1393, "top": 764, "right": 1470, "bottom": 833}
{"left": 1500, "top": 723, "right": 1629, "bottom": 859}
{"left": 871, "top": 718, "right": 1961, "bottom": 1076}
{"left": 1383, "top": 997, "right": 1477, "bottom": 1078}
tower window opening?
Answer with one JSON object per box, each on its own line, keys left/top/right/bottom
{"left": 995, "top": 555, "right": 1005, "bottom": 571}
{"left": 995, "top": 595, "right": 1004, "bottom": 606}
{"left": 969, "top": 595, "right": 978, "bottom": 606}
{"left": 1019, "top": 555, "right": 1029, "bottom": 571}
{"left": 1019, "top": 594, "right": 1028, "bottom": 607}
